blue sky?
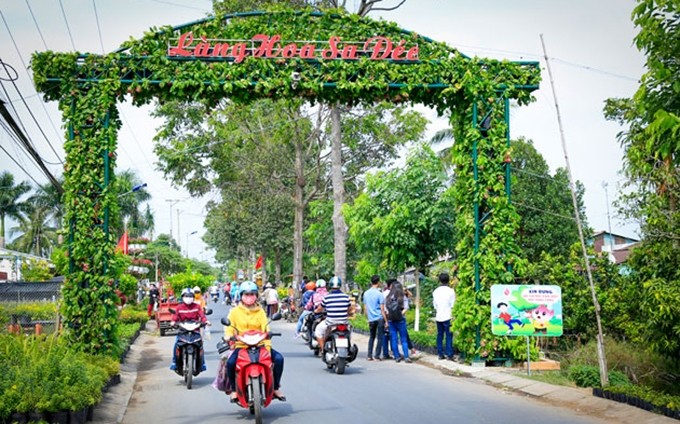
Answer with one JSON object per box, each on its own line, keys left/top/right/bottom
{"left": 0, "top": 0, "right": 645, "bottom": 263}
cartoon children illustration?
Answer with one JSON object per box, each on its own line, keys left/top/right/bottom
{"left": 526, "top": 305, "right": 555, "bottom": 334}
{"left": 496, "top": 302, "right": 524, "bottom": 333}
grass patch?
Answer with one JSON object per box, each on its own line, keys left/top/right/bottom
{"left": 513, "top": 370, "right": 577, "bottom": 388}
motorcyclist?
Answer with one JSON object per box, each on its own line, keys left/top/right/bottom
{"left": 209, "top": 284, "right": 220, "bottom": 303}
{"left": 229, "top": 280, "right": 241, "bottom": 305}
{"left": 193, "top": 286, "right": 207, "bottom": 311}
{"left": 224, "top": 281, "right": 286, "bottom": 403}
{"left": 169, "top": 288, "right": 211, "bottom": 371}
{"left": 147, "top": 283, "right": 160, "bottom": 318}
{"left": 314, "top": 276, "right": 354, "bottom": 355}
{"left": 294, "top": 281, "right": 317, "bottom": 337}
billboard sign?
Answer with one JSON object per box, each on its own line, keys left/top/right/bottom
{"left": 491, "top": 285, "right": 563, "bottom": 337}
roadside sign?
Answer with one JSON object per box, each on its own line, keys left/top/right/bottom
{"left": 491, "top": 285, "right": 563, "bottom": 337}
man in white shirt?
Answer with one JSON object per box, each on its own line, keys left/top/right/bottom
{"left": 432, "top": 272, "right": 456, "bottom": 360}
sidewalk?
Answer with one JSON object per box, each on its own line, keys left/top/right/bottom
{"left": 349, "top": 332, "right": 677, "bottom": 424}
{"left": 93, "top": 321, "right": 677, "bottom": 424}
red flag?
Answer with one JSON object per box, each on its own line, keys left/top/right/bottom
{"left": 255, "top": 255, "right": 263, "bottom": 270}
{"left": 116, "top": 232, "right": 129, "bottom": 255}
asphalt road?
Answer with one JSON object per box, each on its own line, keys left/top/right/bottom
{"left": 122, "top": 298, "right": 612, "bottom": 424}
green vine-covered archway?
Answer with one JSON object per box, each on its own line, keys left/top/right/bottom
{"left": 32, "top": 7, "right": 540, "bottom": 356}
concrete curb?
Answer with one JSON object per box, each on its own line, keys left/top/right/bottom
{"left": 350, "top": 332, "right": 677, "bottom": 424}
{"left": 91, "top": 321, "right": 154, "bottom": 424}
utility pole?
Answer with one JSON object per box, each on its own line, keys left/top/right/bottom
{"left": 177, "top": 209, "right": 183, "bottom": 253}
{"left": 165, "top": 199, "right": 180, "bottom": 239}
{"left": 542, "top": 34, "right": 609, "bottom": 387}
{"left": 602, "top": 181, "right": 614, "bottom": 251}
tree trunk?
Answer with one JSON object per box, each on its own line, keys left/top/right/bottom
{"left": 414, "top": 268, "right": 421, "bottom": 332}
{"left": 274, "top": 247, "right": 282, "bottom": 284}
{"left": 330, "top": 105, "right": 347, "bottom": 286}
{"left": 293, "top": 137, "right": 305, "bottom": 298}
{"left": 0, "top": 214, "right": 5, "bottom": 249}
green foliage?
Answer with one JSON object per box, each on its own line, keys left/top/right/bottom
{"left": 20, "top": 259, "right": 54, "bottom": 282}
{"left": 510, "top": 138, "right": 585, "bottom": 262}
{"left": 0, "top": 335, "right": 108, "bottom": 416}
{"left": 346, "top": 144, "right": 455, "bottom": 274}
{"left": 118, "top": 273, "right": 138, "bottom": 300}
{"left": 167, "top": 270, "right": 213, "bottom": 297}
{"left": 568, "top": 364, "right": 630, "bottom": 388}
{"left": 119, "top": 306, "right": 148, "bottom": 324}
{"left": 603, "top": 0, "right": 680, "bottom": 362}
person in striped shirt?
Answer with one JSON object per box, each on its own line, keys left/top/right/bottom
{"left": 314, "top": 276, "right": 354, "bottom": 354}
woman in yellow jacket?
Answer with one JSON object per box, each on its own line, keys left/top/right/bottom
{"left": 224, "top": 281, "right": 286, "bottom": 403}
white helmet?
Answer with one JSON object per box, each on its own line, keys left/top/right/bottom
{"left": 316, "top": 279, "right": 326, "bottom": 288}
{"left": 193, "top": 286, "right": 201, "bottom": 293}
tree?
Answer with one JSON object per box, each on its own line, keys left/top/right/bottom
{"left": 114, "top": 169, "right": 153, "bottom": 238}
{"left": 0, "top": 172, "right": 31, "bottom": 249}
{"left": 603, "top": 0, "right": 680, "bottom": 361}
{"left": 511, "top": 137, "right": 586, "bottom": 262}
{"left": 145, "top": 234, "right": 186, "bottom": 279}
{"left": 346, "top": 144, "right": 456, "bottom": 330}
{"left": 9, "top": 205, "right": 58, "bottom": 257}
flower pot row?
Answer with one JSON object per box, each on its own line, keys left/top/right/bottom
{"left": 592, "top": 388, "right": 680, "bottom": 420}
{"left": 4, "top": 406, "right": 90, "bottom": 424}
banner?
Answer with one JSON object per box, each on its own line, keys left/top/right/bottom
{"left": 116, "top": 232, "right": 129, "bottom": 255}
{"left": 491, "top": 285, "right": 563, "bottom": 337}
{"left": 255, "top": 255, "right": 263, "bottom": 270}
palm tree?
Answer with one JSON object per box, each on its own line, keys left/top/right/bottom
{"left": 0, "top": 172, "right": 32, "bottom": 249}
{"left": 30, "top": 178, "right": 65, "bottom": 230}
{"left": 9, "top": 205, "right": 57, "bottom": 257}
{"left": 115, "top": 169, "right": 153, "bottom": 238}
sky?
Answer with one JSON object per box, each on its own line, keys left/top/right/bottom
{"left": 0, "top": 0, "right": 646, "bottom": 265}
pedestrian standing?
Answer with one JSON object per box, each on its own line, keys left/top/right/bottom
{"left": 377, "top": 279, "right": 394, "bottom": 359}
{"left": 362, "top": 275, "right": 385, "bottom": 361}
{"left": 147, "top": 283, "right": 160, "bottom": 318}
{"left": 433, "top": 272, "right": 456, "bottom": 360}
{"left": 385, "top": 281, "right": 411, "bottom": 363}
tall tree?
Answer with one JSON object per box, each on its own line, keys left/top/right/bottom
{"left": 114, "top": 169, "right": 153, "bottom": 238}
{"left": 9, "top": 205, "right": 57, "bottom": 257}
{"left": 603, "top": 0, "right": 680, "bottom": 361}
{"left": 346, "top": 144, "right": 456, "bottom": 330}
{"left": 511, "top": 137, "right": 586, "bottom": 262}
{"left": 0, "top": 172, "right": 31, "bottom": 249}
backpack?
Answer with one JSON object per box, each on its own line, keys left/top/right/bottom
{"left": 386, "top": 295, "right": 403, "bottom": 321}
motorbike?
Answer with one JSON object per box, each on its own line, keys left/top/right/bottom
{"left": 211, "top": 293, "right": 220, "bottom": 304}
{"left": 218, "top": 313, "right": 282, "bottom": 424}
{"left": 321, "top": 322, "right": 358, "bottom": 375}
{"left": 279, "top": 297, "right": 297, "bottom": 323}
{"left": 170, "top": 308, "right": 212, "bottom": 390}
{"left": 300, "top": 312, "right": 325, "bottom": 356}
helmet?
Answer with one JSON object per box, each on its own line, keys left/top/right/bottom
{"left": 316, "top": 279, "right": 326, "bottom": 288}
{"left": 181, "top": 288, "right": 193, "bottom": 297}
{"left": 329, "top": 276, "right": 342, "bottom": 289}
{"left": 239, "top": 281, "right": 258, "bottom": 295}
{"left": 305, "top": 282, "right": 316, "bottom": 291}
{"left": 193, "top": 286, "right": 201, "bottom": 293}
{"left": 264, "top": 283, "right": 272, "bottom": 289}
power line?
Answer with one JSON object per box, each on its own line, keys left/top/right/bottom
{"left": 0, "top": 61, "right": 64, "bottom": 165}
{"left": 59, "top": 0, "right": 77, "bottom": 51}
{"left": 0, "top": 143, "right": 44, "bottom": 187}
{"left": 25, "top": 0, "right": 49, "bottom": 50}
{"left": 0, "top": 100, "right": 63, "bottom": 194}
{"left": 92, "top": 0, "right": 105, "bottom": 54}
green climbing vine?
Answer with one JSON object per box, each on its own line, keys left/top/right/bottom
{"left": 31, "top": 7, "right": 540, "bottom": 353}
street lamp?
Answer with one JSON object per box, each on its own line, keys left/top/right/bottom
{"left": 186, "top": 230, "right": 198, "bottom": 258}
{"left": 118, "top": 183, "right": 147, "bottom": 198}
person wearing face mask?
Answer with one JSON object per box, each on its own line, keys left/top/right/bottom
{"left": 224, "top": 281, "right": 286, "bottom": 403}
{"left": 169, "top": 288, "right": 211, "bottom": 371}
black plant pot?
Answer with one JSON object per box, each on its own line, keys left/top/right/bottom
{"left": 49, "top": 410, "right": 69, "bottom": 424}
{"left": 603, "top": 390, "right": 612, "bottom": 400}
{"left": 10, "top": 412, "right": 27, "bottom": 423}
{"left": 592, "top": 388, "right": 603, "bottom": 398}
{"left": 86, "top": 404, "right": 95, "bottom": 421}
{"left": 69, "top": 408, "right": 88, "bottom": 424}
{"left": 110, "top": 374, "right": 121, "bottom": 385}
{"left": 28, "top": 410, "right": 45, "bottom": 422}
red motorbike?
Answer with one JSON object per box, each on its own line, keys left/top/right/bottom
{"left": 218, "top": 314, "right": 281, "bottom": 424}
